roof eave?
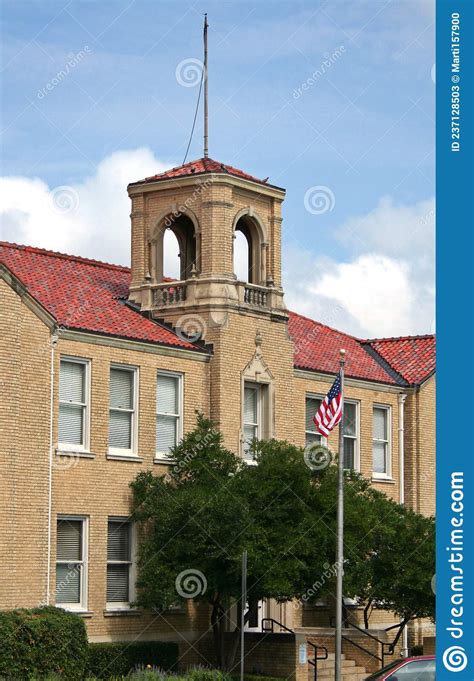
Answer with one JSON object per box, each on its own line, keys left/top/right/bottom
{"left": 128, "top": 171, "right": 286, "bottom": 198}
{"left": 58, "top": 326, "right": 211, "bottom": 358}
{"left": 293, "top": 365, "right": 402, "bottom": 390}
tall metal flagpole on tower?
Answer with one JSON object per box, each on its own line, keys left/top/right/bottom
{"left": 335, "top": 349, "right": 346, "bottom": 681}
{"left": 203, "top": 13, "right": 209, "bottom": 158}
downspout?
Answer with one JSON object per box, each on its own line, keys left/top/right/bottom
{"left": 398, "top": 393, "right": 408, "bottom": 655}
{"left": 46, "top": 329, "right": 58, "bottom": 605}
{"left": 398, "top": 394, "right": 406, "bottom": 505}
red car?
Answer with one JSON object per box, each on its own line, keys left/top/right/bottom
{"left": 365, "top": 656, "right": 435, "bottom": 680}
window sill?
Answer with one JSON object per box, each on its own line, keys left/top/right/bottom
{"left": 59, "top": 608, "right": 93, "bottom": 618}
{"left": 372, "top": 476, "right": 395, "bottom": 484}
{"left": 107, "top": 453, "right": 143, "bottom": 462}
{"left": 104, "top": 608, "right": 141, "bottom": 617}
{"left": 55, "top": 449, "right": 95, "bottom": 459}
{"left": 154, "top": 456, "right": 175, "bottom": 465}
{"left": 151, "top": 605, "right": 186, "bottom": 615}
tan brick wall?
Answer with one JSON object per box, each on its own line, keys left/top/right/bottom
{"left": 404, "top": 376, "right": 436, "bottom": 517}
{"left": 1, "top": 161, "right": 436, "bottom": 654}
{"left": 50, "top": 335, "right": 209, "bottom": 640}
{"left": 294, "top": 373, "right": 403, "bottom": 502}
{"left": 204, "top": 311, "right": 296, "bottom": 452}
{"left": 0, "top": 279, "right": 52, "bottom": 609}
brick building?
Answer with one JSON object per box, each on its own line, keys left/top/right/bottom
{"left": 0, "top": 157, "right": 435, "bottom": 675}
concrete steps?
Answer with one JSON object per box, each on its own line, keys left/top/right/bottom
{"left": 308, "top": 653, "right": 368, "bottom": 681}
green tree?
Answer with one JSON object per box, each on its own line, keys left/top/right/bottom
{"left": 131, "top": 415, "right": 249, "bottom": 669}
{"left": 131, "top": 415, "right": 435, "bottom": 668}
{"left": 351, "top": 492, "right": 435, "bottom": 644}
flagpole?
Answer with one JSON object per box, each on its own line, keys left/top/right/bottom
{"left": 240, "top": 550, "right": 247, "bottom": 681}
{"left": 335, "top": 348, "right": 346, "bottom": 681}
{"left": 203, "top": 13, "right": 209, "bottom": 158}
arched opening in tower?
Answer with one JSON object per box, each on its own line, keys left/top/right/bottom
{"left": 234, "top": 216, "right": 256, "bottom": 283}
{"left": 162, "top": 214, "right": 197, "bottom": 281}
{"left": 234, "top": 229, "right": 250, "bottom": 282}
{"left": 163, "top": 229, "right": 180, "bottom": 279}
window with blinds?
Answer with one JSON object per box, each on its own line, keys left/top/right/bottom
{"left": 58, "top": 359, "right": 88, "bottom": 449}
{"left": 343, "top": 402, "right": 358, "bottom": 470}
{"left": 107, "top": 520, "right": 132, "bottom": 606}
{"left": 243, "top": 384, "right": 261, "bottom": 459}
{"left": 305, "top": 396, "right": 322, "bottom": 448}
{"left": 373, "top": 406, "right": 390, "bottom": 476}
{"left": 109, "top": 366, "right": 137, "bottom": 453}
{"left": 55, "top": 517, "right": 86, "bottom": 608}
{"left": 156, "top": 373, "right": 181, "bottom": 456}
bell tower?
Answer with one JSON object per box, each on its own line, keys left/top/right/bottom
{"left": 127, "top": 158, "right": 288, "bottom": 336}
{"left": 126, "top": 17, "right": 297, "bottom": 455}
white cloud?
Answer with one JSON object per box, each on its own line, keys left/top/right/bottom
{"left": 284, "top": 197, "right": 435, "bottom": 338}
{"left": 1, "top": 150, "right": 434, "bottom": 338}
{"left": 337, "top": 195, "right": 435, "bottom": 259}
{"left": 0, "top": 148, "right": 167, "bottom": 265}
{"left": 311, "top": 255, "right": 413, "bottom": 337}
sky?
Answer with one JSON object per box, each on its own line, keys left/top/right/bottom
{"left": 0, "top": 0, "right": 435, "bottom": 338}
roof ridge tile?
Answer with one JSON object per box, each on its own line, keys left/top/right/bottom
{"left": 132, "top": 156, "right": 277, "bottom": 188}
{"left": 363, "top": 334, "right": 435, "bottom": 343}
{"left": 0, "top": 241, "right": 130, "bottom": 272}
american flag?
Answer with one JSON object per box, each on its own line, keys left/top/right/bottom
{"left": 313, "top": 371, "right": 343, "bottom": 436}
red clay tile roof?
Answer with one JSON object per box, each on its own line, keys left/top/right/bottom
{"left": 1, "top": 242, "right": 434, "bottom": 384}
{"left": 131, "top": 157, "right": 282, "bottom": 189}
{"left": 364, "top": 335, "right": 436, "bottom": 386}
{"left": 288, "top": 311, "right": 399, "bottom": 385}
{"left": 0, "top": 242, "right": 200, "bottom": 352}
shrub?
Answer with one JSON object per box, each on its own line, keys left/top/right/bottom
{"left": 0, "top": 606, "right": 88, "bottom": 681}
{"left": 187, "top": 668, "right": 231, "bottom": 681}
{"left": 232, "top": 675, "right": 285, "bottom": 681}
{"left": 411, "top": 645, "right": 424, "bottom": 656}
{"left": 87, "top": 641, "right": 178, "bottom": 679}
{"left": 126, "top": 672, "right": 167, "bottom": 681}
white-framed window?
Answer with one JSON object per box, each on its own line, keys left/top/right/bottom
{"left": 58, "top": 357, "right": 90, "bottom": 450}
{"left": 305, "top": 395, "right": 324, "bottom": 449}
{"left": 106, "top": 518, "right": 134, "bottom": 609}
{"left": 55, "top": 516, "right": 88, "bottom": 610}
{"left": 243, "top": 382, "right": 264, "bottom": 460}
{"left": 156, "top": 372, "right": 182, "bottom": 457}
{"left": 109, "top": 365, "right": 138, "bottom": 454}
{"left": 372, "top": 405, "right": 391, "bottom": 477}
{"left": 343, "top": 401, "right": 359, "bottom": 471}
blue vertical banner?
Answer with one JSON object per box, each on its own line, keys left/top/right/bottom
{"left": 436, "top": 1, "right": 474, "bottom": 679}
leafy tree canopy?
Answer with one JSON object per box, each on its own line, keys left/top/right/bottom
{"left": 130, "top": 414, "right": 434, "bottom": 668}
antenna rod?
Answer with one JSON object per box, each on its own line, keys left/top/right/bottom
{"left": 203, "top": 13, "right": 209, "bottom": 158}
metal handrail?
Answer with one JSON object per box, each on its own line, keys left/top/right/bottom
{"left": 307, "top": 642, "right": 328, "bottom": 681}
{"left": 260, "top": 620, "right": 329, "bottom": 681}
{"left": 261, "top": 617, "right": 294, "bottom": 634}
{"left": 341, "top": 633, "right": 383, "bottom": 663}
{"left": 330, "top": 616, "right": 394, "bottom": 668}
